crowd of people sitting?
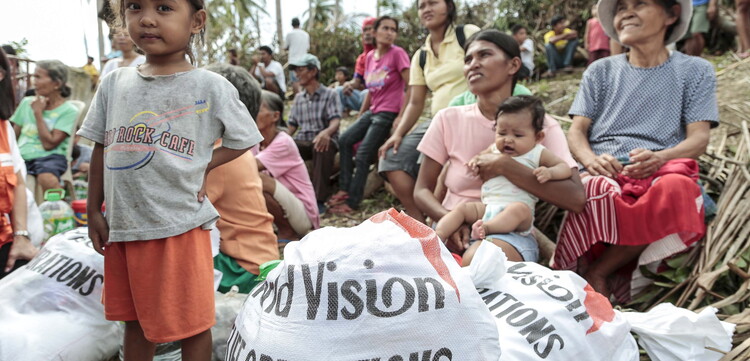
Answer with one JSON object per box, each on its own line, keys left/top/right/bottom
{"left": 0, "top": 0, "right": 736, "bottom": 357}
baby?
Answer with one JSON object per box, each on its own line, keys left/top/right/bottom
{"left": 435, "top": 96, "right": 572, "bottom": 245}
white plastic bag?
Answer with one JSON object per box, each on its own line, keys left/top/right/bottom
{"left": 213, "top": 288, "right": 247, "bottom": 361}
{"left": 469, "top": 241, "right": 639, "bottom": 361}
{"left": 26, "top": 187, "right": 44, "bottom": 247}
{"left": 620, "top": 303, "right": 735, "bottom": 361}
{"left": 226, "top": 209, "right": 501, "bottom": 361}
{"left": 0, "top": 228, "right": 121, "bottom": 361}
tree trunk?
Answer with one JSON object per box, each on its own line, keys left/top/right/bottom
{"left": 334, "top": 0, "right": 340, "bottom": 24}
{"left": 276, "top": 0, "right": 283, "bottom": 51}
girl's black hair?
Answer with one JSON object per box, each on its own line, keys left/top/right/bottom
{"left": 0, "top": 48, "right": 15, "bottom": 120}
{"left": 372, "top": 16, "right": 399, "bottom": 46}
{"left": 464, "top": 29, "right": 522, "bottom": 93}
{"left": 495, "top": 95, "right": 546, "bottom": 133}
{"left": 110, "top": 0, "right": 205, "bottom": 65}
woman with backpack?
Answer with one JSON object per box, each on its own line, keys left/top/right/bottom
{"left": 376, "top": 0, "right": 479, "bottom": 223}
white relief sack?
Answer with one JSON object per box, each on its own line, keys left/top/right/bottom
{"left": 468, "top": 241, "right": 639, "bottom": 361}
{"left": 226, "top": 209, "right": 502, "bottom": 361}
{"left": 0, "top": 228, "right": 121, "bottom": 361}
{"left": 620, "top": 303, "right": 734, "bottom": 361}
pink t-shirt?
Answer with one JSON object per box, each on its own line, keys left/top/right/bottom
{"left": 252, "top": 132, "right": 320, "bottom": 229}
{"left": 587, "top": 18, "right": 610, "bottom": 52}
{"left": 364, "top": 45, "right": 410, "bottom": 114}
{"left": 417, "top": 104, "right": 578, "bottom": 211}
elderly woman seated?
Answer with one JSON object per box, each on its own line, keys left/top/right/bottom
{"left": 552, "top": 0, "right": 718, "bottom": 303}
{"left": 10, "top": 60, "right": 78, "bottom": 192}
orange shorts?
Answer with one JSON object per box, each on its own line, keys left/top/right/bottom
{"left": 103, "top": 227, "right": 215, "bottom": 343}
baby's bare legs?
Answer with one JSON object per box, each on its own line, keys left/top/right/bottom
{"left": 471, "top": 202, "right": 532, "bottom": 240}
{"left": 461, "top": 237, "right": 524, "bottom": 266}
{"left": 435, "top": 202, "right": 486, "bottom": 242}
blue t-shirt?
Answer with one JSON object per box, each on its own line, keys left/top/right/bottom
{"left": 693, "top": 0, "right": 709, "bottom": 6}
{"left": 569, "top": 52, "right": 718, "bottom": 160}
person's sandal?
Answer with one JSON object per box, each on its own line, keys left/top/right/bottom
{"left": 327, "top": 203, "right": 354, "bottom": 215}
{"left": 325, "top": 192, "right": 349, "bottom": 207}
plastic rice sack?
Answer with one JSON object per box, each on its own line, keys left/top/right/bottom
{"left": 621, "top": 303, "right": 734, "bottom": 361}
{"left": 468, "top": 241, "right": 638, "bottom": 361}
{"left": 0, "top": 228, "right": 121, "bottom": 361}
{"left": 226, "top": 209, "right": 501, "bottom": 361}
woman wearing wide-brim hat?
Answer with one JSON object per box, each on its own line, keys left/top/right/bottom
{"left": 552, "top": 0, "right": 719, "bottom": 304}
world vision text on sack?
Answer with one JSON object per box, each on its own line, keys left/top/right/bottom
{"left": 478, "top": 262, "right": 604, "bottom": 359}
{"left": 22, "top": 247, "right": 103, "bottom": 296}
{"left": 249, "top": 261, "right": 447, "bottom": 320}
{"left": 226, "top": 325, "right": 455, "bottom": 361}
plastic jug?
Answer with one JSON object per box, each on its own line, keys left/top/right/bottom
{"left": 71, "top": 199, "right": 88, "bottom": 227}
{"left": 39, "top": 189, "right": 75, "bottom": 243}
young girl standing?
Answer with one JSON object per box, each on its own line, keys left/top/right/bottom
{"left": 78, "top": 1, "right": 261, "bottom": 360}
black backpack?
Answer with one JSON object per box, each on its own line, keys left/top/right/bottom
{"left": 418, "top": 25, "right": 467, "bottom": 72}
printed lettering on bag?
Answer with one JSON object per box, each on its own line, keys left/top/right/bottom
{"left": 248, "top": 260, "right": 447, "bottom": 321}
{"left": 23, "top": 248, "right": 103, "bottom": 296}
{"left": 226, "top": 326, "right": 454, "bottom": 361}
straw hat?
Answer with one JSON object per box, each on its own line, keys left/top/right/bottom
{"left": 597, "top": 0, "right": 692, "bottom": 45}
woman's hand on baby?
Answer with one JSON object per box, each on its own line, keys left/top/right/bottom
{"left": 470, "top": 153, "right": 512, "bottom": 181}
{"left": 622, "top": 148, "right": 665, "bottom": 179}
{"left": 533, "top": 167, "right": 552, "bottom": 183}
{"left": 584, "top": 153, "right": 623, "bottom": 178}
{"left": 446, "top": 225, "right": 470, "bottom": 253}
{"left": 88, "top": 212, "right": 110, "bottom": 255}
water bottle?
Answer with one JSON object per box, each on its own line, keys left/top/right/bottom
{"left": 39, "top": 189, "right": 75, "bottom": 244}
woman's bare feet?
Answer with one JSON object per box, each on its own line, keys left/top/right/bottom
{"left": 471, "top": 220, "right": 487, "bottom": 240}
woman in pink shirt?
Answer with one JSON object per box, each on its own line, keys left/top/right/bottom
{"left": 328, "top": 16, "right": 411, "bottom": 214}
{"left": 585, "top": 3, "right": 611, "bottom": 65}
{"left": 253, "top": 91, "right": 320, "bottom": 241}
{"left": 415, "top": 30, "right": 585, "bottom": 262}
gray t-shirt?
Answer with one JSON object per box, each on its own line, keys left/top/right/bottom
{"left": 78, "top": 67, "right": 262, "bottom": 242}
{"left": 569, "top": 52, "right": 718, "bottom": 160}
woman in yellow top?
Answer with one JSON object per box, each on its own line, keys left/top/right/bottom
{"left": 376, "top": 0, "right": 479, "bottom": 223}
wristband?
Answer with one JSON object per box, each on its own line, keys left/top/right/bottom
{"left": 13, "top": 230, "right": 30, "bottom": 238}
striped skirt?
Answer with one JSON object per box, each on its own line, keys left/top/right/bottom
{"left": 552, "top": 173, "right": 705, "bottom": 303}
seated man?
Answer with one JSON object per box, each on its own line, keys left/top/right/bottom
{"left": 250, "top": 45, "right": 287, "bottom": 98}
{"left": 543, "top": 15, "right": 579, "bottom": 77}
{"left": 286, "top": 54, "right": 342, "bottom": 211}
{"left": 205, "top": 63, "right": 280, "bottom": 294}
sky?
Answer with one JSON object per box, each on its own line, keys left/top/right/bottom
{"left": 0, "top": 0, "right": 384, "bottom": 70}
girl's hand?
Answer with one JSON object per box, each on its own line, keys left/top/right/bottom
{"left": 622, "top": 148, "right": 665, "bottom": 179}
{"left": 583, "top": 153, "right": 623, "bottom": 178}
{"left": 197, "top": 171, "right": 209, "bottom": 202}
{"left": 533, "top": 166, "right": 552, "bottom": 183}
{"left": 88, "top": 212, "right": 110, "bottom": 255}
{"left": 379, "top": 134, "right": 403, "bottom": 158}
{"left": 31, "top": 95, "right": 47, "bottom": 115}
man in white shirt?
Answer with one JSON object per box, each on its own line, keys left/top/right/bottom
{"left": 251, "top": 45, "right": 287, "bottom": 97}
{"left": 512, "top": 24, "right": 535, "bottom": 79}
{"left": 284, "top": 18, "right": 310, "bottom": 95}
